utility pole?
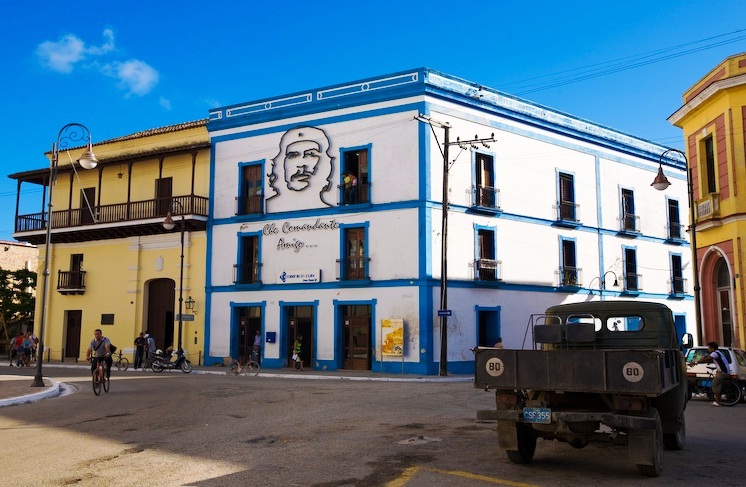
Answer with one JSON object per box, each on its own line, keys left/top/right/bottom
{"left": 416, "top": 114, "right": 495, "bottom": 375}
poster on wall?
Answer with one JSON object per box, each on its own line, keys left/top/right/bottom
{"left": 381, "top": 318, "right": 404, "bottom": 356}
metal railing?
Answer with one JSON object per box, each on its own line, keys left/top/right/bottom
{"left": 556, "top": 266, "right": 582, "bottom": 287}
{"left": 471, "top": 185, "right": 500, "bottom": 210}
{"left": 474, "top": 259, "right": 501, "bottom": 281}
{"left": 233, "top": 262, "right": 260, "bottom": 284}
{"left": 336, "top": 257, "right": 371, "bottom": 280}
{"left": 16, "top": 195, "right": 209, "bottom": 232}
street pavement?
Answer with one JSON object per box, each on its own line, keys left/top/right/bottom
{"left": 0, "top": 360, "right": 472, "bottom": 407}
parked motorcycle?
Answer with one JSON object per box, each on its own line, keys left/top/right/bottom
{"left": 151, "top": 348, "right": 192, "bottom": 373}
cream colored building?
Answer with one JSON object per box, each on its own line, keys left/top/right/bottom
{"left": 669, "top": 52, "right": 746, "bottom": 348}
{"left": 9, "top": 121, "right": 209, "bottom": 362}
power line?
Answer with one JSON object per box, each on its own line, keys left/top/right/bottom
{"left": 497, "top": 29, "right": 746, "bottom": 95}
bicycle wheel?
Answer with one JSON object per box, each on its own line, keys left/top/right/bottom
{"left": 248, "top": 362, "right": 260, "bottom": 376}
{"left": 180, "top": 359, "right": 193, "bottom": 374}
{"left": 117, "top": 357, "right": 129, "bottom": 372}
{"left": 92, "top": 372, "right": 102, "bottom": 396}
{"left": 718, "top": 379, "right": 742, "bottom": 406}
{"left": 103, "top": 374, "right": 110, "bottom": 393}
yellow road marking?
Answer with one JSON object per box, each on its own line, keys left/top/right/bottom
{"left": 386, "top": 465, "right": 539, "bottom": 486}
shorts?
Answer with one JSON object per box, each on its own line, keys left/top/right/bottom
{"left": 711, "top": 370, "right": 727, "bottom": 394}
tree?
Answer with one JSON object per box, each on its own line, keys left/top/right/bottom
{"left": 0, "top": 267, "right": 37, "bottom": 347}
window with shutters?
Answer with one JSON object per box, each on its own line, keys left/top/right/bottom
{"left": 558, "top": 238, "right": 580, "bottom": 287}
{"left": 234, "top": 234, "right": 260, "bottom": 285}
{"left": 557, "top": 172, "right": 578, "bottom": 222}
{"left": 471, "top": 152, "right": 500, "bottom": 211}
{"left": 623, "top": 246, "right": 640, "bottom": 292}
{"left": 238, "top": 163, "right": 263, "bottom": 215}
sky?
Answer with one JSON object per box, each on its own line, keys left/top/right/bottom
{"left": 1, "top": 0, "right": 745, "bottom": 242}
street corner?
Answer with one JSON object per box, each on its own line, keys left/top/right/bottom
{"left": 0, "top": 375, "right": 60, "bottom": 407}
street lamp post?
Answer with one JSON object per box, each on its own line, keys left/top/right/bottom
{"left": 163, "top": 201, "right": 186, "bottom": 352}
{"left": 652, "top": 148, "right": 702, "bottom": 344}
{"left": 32, "top": 124, "right": 98, "bottom": 387}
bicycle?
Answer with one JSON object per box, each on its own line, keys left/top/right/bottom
{"left": 687, "top": 363, "right": 742, "bottom": 406}
{"left": 113, "top": 350, "right": 129, "bottom": 371}
{"left": 91, "top": 357, "right": 110, "bottom": 396}
{"left": 229, "top": 352, "right": 261, "bottom": 376}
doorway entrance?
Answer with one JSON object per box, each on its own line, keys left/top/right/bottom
{"left": 340, "top": 304, "right": 372, "bottom": 370}
{"left": 477, "top": 307, "right": 501, "bottom": 347}
{"left": 64, "top": 310, "right": 82, "bottom": 359}
{"left": 146, "top": 278, "right": 175, "bottom": 351}
{"left": 236, "top": 306, "right": 262, "bottom": 360}
{"left": 284, "top": 306, "right": 314, "bottom": 368}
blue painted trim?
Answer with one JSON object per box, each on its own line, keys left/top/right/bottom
{"left": 278, "top": 300, "right": 319, "bottom": 370}
{"left": 339, "top": 143, "right": 373, "bottom": 205}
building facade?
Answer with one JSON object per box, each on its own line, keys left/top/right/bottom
{"left": 669, "top": 52, "right": 746, "bottom": 349}
{"left": 206, "top": 68, "right": 695, "bottom": 374}
{"left": 10, "top": 121, "right": 209, "bottom": 362}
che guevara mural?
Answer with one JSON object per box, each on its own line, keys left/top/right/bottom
{"left": 266, "top": 126, "right": 335, "bottom": 212}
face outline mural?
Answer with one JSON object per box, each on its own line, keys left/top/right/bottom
{"left": 268, "top": 126, "right": 334, "bottom": 211}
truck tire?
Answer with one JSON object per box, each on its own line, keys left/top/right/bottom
{"left": 635, "top": 408, "right": 663, "bottom": 477}
{"left": 662, "top": 419, "right": 685, "bottom": 450}
{"left": 506, "top": 424, "right": 536, "bottom": 464}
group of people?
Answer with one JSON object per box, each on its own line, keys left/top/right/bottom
{"left": 133, "top": 332, "right": 157, "bottom": 369}
{"left": 9, "top": 331, "right": 38, "bottom": 367}
{"left": 342, "top": 172, "right": 358, "bottom": 205}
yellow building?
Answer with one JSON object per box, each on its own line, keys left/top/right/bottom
{"left": 669, "top": 52, "right": 746, "bottom": 348}
{"left": 9, "top": 120, "right": 209, "bottom": 363}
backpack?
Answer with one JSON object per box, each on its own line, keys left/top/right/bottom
{"left": 713, "top": 350, "right": 728, "bottom": 372}
{"left": 109, "top": 343, "right": 117, "bottom": 353}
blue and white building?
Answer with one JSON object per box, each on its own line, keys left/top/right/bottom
{"left": 204, "top": 68, "right": 694, "bottom": 374}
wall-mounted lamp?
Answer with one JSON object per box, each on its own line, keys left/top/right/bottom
{"left": 185, "top": 296, "right": 195, "bottom": 311}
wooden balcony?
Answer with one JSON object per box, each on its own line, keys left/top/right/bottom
{"left": 57, "top": 270, "right": 86, "bottom": 295}
{"left": 14, "top": 195, "right": 209, "bottom": 245}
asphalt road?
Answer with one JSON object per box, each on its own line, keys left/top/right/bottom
{"left": 1, "top": 367, "right": 746, "bottom": 486}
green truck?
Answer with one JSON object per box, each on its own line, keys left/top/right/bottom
{"left": 474, "top": 301, "right": 689, "bottom": 477}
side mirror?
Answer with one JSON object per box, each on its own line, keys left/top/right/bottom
{"left": 681, "top": 333, "right": 694, "bottom": 349}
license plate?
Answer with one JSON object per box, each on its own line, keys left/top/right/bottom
{"left": 523, "top": 407, "right": 551, "bottom": 424}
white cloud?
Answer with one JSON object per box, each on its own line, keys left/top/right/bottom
{"left": 36, "top": 29, "right": 116, "bottom": 73}
{"left": 36, "top": 29, "right": 160, "bottom": 97}
{"left": 36, "top": 34, "right": 86, "bottom": 73}
{"left": 159, "top": 97, "right": 172, "bottom": 111}
{"left": 102, "top": 60, "right": 159, "bottom": 96}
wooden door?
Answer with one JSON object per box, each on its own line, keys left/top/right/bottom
{"left": 64, "top": 310, "right": 82, "bottom": 359}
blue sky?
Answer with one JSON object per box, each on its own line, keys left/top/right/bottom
{"left": 1, "top": 1, "right": 745, "bottom": 242}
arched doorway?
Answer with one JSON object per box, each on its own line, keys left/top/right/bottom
{"left": 146, "top": 278, "right": 175, "bottom": 351}
{"left": 716, "top": 259, "right": 734, "bottom": 347}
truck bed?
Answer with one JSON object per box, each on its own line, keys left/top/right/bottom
{"left": 474, "top": 347, "right": 681, "bottom": 396}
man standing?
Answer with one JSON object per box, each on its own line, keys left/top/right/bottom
{"left": 253, "top": 330, "right": 262, "bottom": 365}
{"left": 145, "top": 333, "right": 157, "bottom": 368}
{"left": 694, "top": 341, "right": 730, "bottom": 406}
{"left": 86, "top": 328, "right": 112, "bottom": 379}
{"left": 133, "top": 332, "right": 146, "bottom": 369}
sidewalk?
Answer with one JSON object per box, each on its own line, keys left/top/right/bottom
{"left": 1, "top": 361, "right": 473, "bottom": 408}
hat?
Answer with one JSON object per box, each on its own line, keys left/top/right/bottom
{"left": 144, "top": 334, "right": 150, "bottom": 338}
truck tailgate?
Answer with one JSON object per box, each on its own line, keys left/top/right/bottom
{"left": 474, "top": 348, "right": 681, "bottom": 395}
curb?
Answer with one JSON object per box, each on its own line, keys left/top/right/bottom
{"left": 0, "top": 377, "right": 61, "bottom": 408}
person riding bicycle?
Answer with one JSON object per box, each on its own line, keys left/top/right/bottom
{"left": 693, "top": 341, "right": 730, "bottom": 407}
{"left": 86, "top": 328, "right": 113, "bottom": 379}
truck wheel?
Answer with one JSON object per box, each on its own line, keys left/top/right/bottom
{"left": 506, "top": 424, "right": 536, "bottom": 464}
{"left": 635, "top": 408, "right": 663, "bottom": 477}
{"left": 662, "top": 419, "right": 685, "bottom": 450}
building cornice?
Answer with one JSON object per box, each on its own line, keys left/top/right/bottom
{"left": 668, "top": 73, "right": 746, "bottom": 126}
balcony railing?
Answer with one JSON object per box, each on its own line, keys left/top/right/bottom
{"left": 471, "top": 185, "right": 500, "bottom": 210}
{"left": 667, "top": 222, "right": 684, "bottom": 241}
{"left": 57, "top": 270, "right": 86, "bottom": 294}
{"left": 696, "top": 193, "right": 720, "bottom": 220}
{"left": 474, "top": 259, "right": 501, "bottom": 281}
{"left": 670, "top": 276, "right": 687, "bottom": 295}
{"left": 233, "top": 262, "right": 261, "bottom": 285}
{"left": 619, "top": 213, "right": 640, "bottom": 233}
{"left": 15, "top": 195, "right": 209, "bottom": 232}
{"left": 336, "top": 256, "right": 371, "bottom": 280}
{"left": 235, "top": 195, "right": 263, "bottom": 215}
{"left": 623, "top": 273, "right": 643, "bottom": 292}
{"left": 556, "top": 266, "right": 582, "bottom": 287}
{"left": 556, "top": 200, "right": 580, "bottom": 222}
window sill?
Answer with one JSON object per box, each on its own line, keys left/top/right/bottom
{"left": 467, "top": 205, "right": 502, "bottom": 216}
{"left": 553, "top": 219, "right": 581, "bottom": 229}
{"left": 338, "top": 278, "right": 371, "bottom": 287}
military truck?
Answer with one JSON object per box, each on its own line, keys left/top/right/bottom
{"left": 473, "top": 301, "right": 689, "bottom": 477}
